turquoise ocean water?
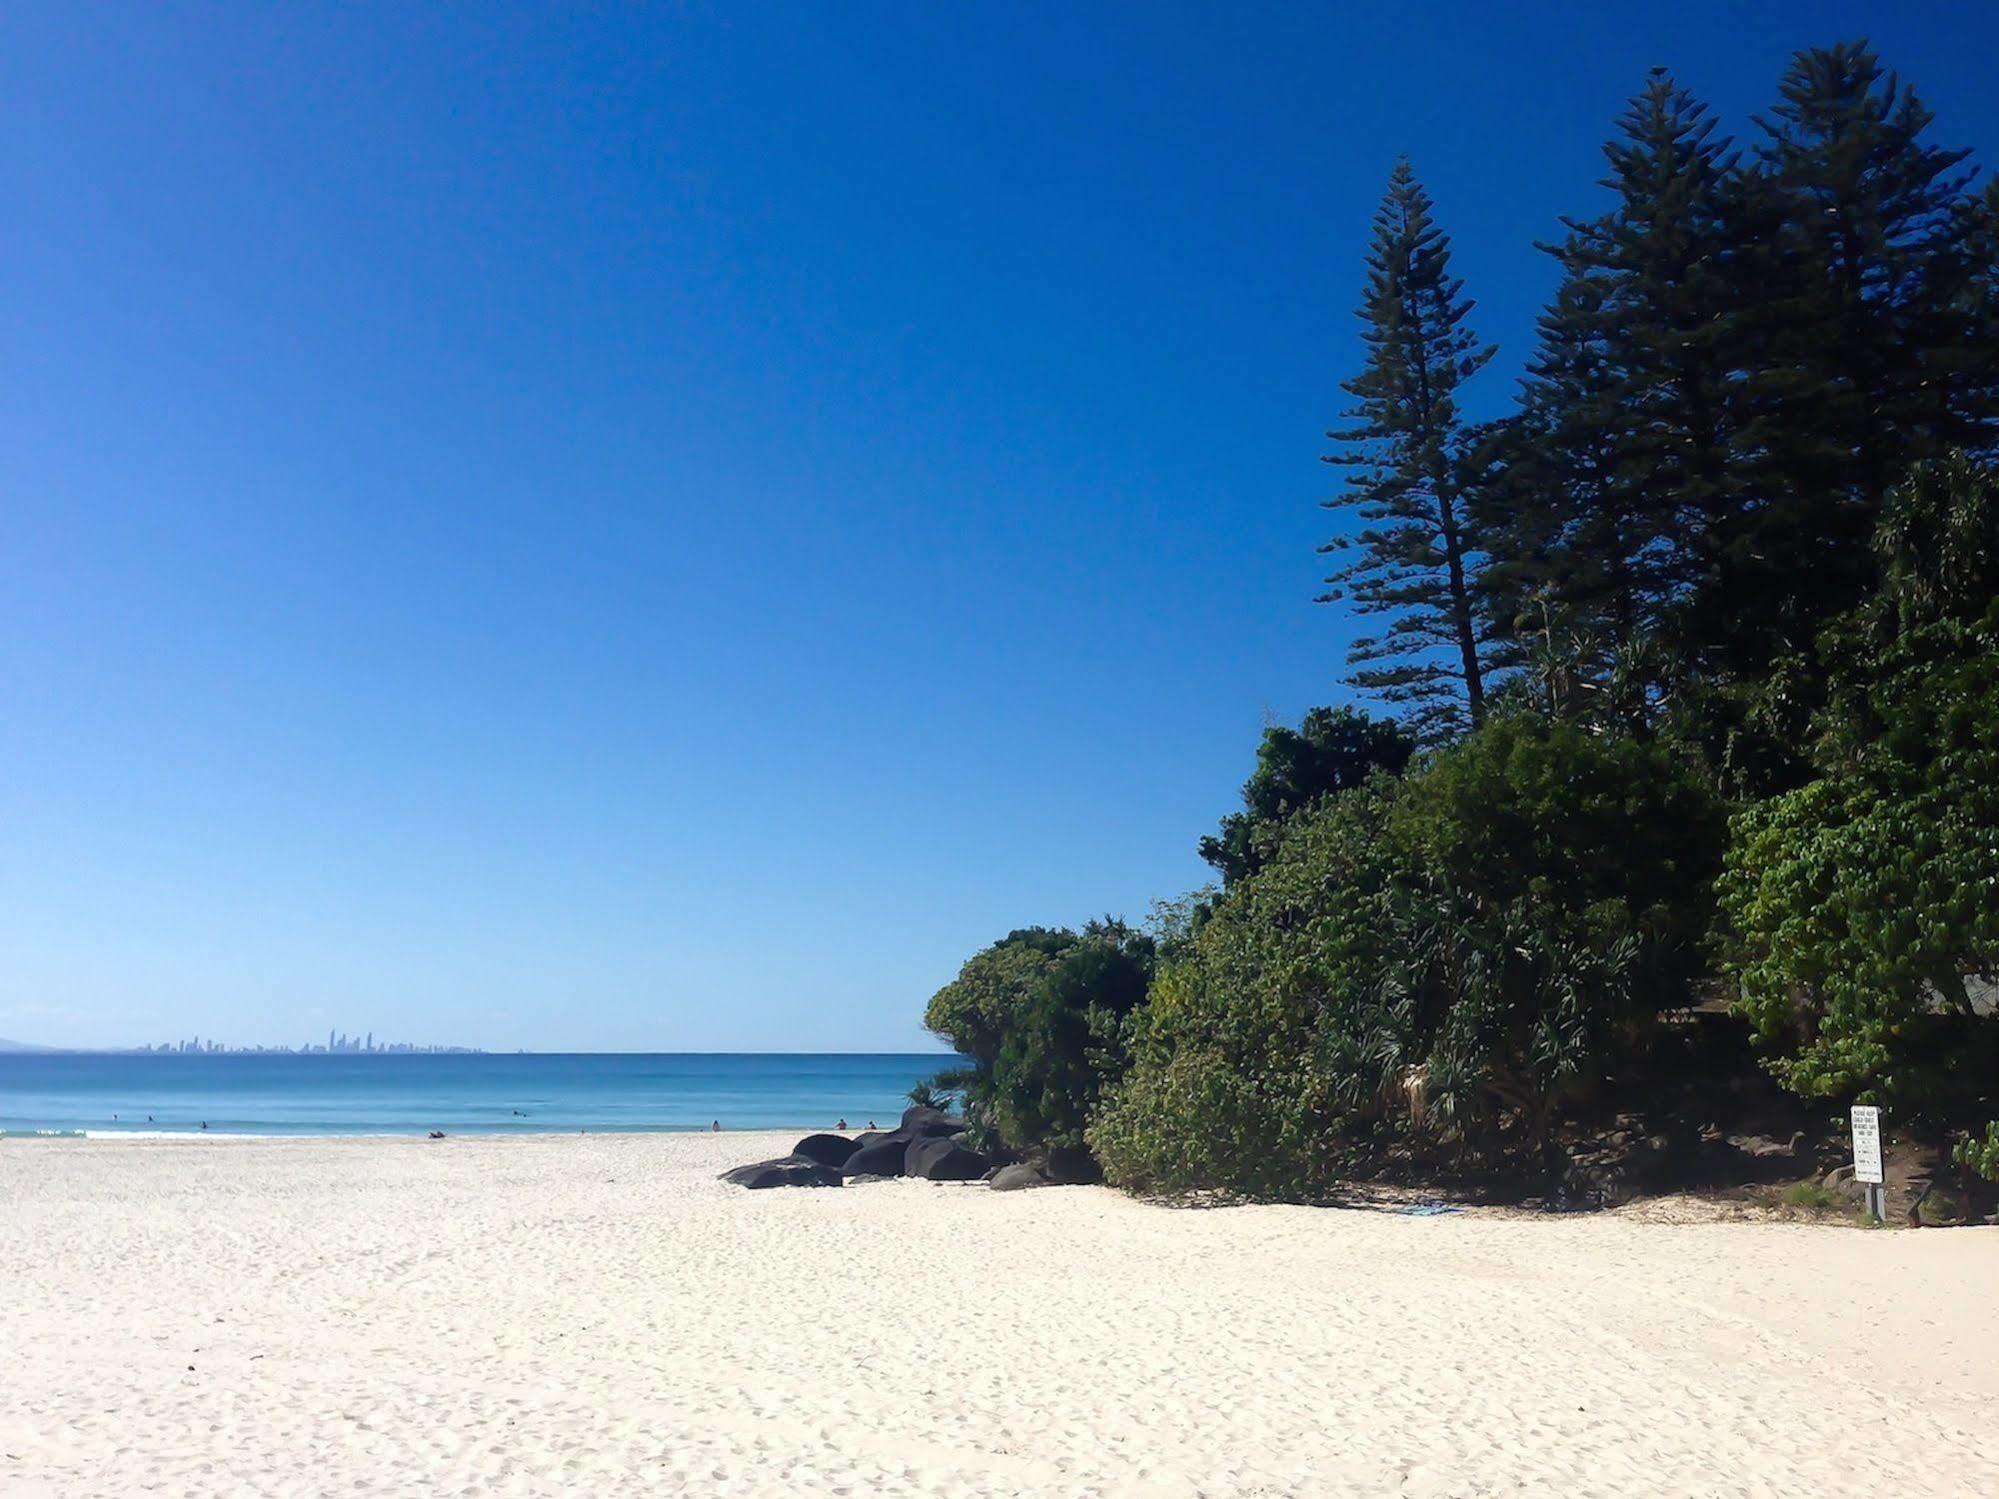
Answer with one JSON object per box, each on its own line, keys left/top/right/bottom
{"left": 0, "top": 1052, "right": 952, "bottom": 1137}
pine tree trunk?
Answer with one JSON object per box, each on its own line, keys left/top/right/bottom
{"left": 1407, "top": 287, "right": 1485, "bottom": 730}
{"left": 1440, "top": 493, "right": 1486, "bottom": 727}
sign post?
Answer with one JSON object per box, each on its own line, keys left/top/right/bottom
{"left": 1850, "top": 1105, "right": 1884, "bottom": 1222}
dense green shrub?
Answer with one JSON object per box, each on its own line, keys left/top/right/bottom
{"left": 1093, "top": 716, "right": 1725, "bottom": 1197}
{"left": 923, "top": 927, "right": 1076, "bottom": 1070}
{"left": 1722, "top": 458, "right": 1999, "bottom": 1167}
{"left": 923, "top": 921, "right": 1153, "bottom": 1151}
{"left": 1396, "top": 714, "right": 1723, "bottom": 952}
{"left": 1092, "top": 784, "right": 1403, "bottom": 1198}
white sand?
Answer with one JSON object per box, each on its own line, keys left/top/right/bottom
{"left": 3, "top": 1133, "right": 1994, "bottom": 1497}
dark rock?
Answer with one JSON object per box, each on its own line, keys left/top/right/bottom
{"left": 851, "top": 1130, "right": 896, "bottom": 1150}
{"left": 841, "top": 1138, "right": 911, "bottom": 1178}
{"left": 791, "top": 1133, "right": 860, "bottom": 1168}
{"left": 907, "top": 1135, "right": 991, "bottom": 1181}
{"left": 720, "top": 1156, "right": 844, "bottom": 1189}
{"left": 898, "top": 1106, "right": 968, "bottom": 1138}
{"left": 989, "top": 1162, "right": 1050, "bottom": 1191}
{"left": 1044, "top": 1145, "right": 1103, "bottom": 1185}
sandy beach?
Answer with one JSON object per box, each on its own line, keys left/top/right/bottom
{"left": 3, "top": 1133, "right": 1994, "bottom": 1498}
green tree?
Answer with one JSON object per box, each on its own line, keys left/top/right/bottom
{"left": 1723, "top": 457, "right": 1999, "bottom": 1165}
{"left": 1495, "top": 74, "right": 1740, "bottom": 658}
{"left": 1477, "top": 71, "right": 1753, "bottom": 740}
{"left": 1589, "top": 70, "right": 1744, "bottom": 627}
{"left": 922, "top": 927, "right": 1074, "bottom": 1071}
{"left": 1397, "top": 713, "right": 1723, "bottom": 953}
{"left": 923, "top": 921, "right": 1154, "bottom": 1152}
{"left": 990, "top": 933, "right": 1153, "bottom": 1150}
{"left": 1321, "top": 160, "right": 1496, "bottom": 740}
{"left": 1731, "top": 42, "right": 1985, "bottom": 660}
{"left": 1199, "top": 705, "right": 1414, "bottom": 886}
{"left": 1941, "top": 175, "right": 1999, "bottom": 466}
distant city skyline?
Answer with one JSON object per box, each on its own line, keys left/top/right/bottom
{"left": 126, "top": 1031, "right": 483, "bottom": 1056}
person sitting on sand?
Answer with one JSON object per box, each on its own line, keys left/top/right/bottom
{"left": 837, "top": 1118, "right": 848, "bottom": 1131}
{"left": 710, "top": 1119, "right": 720, "bottom": 1132}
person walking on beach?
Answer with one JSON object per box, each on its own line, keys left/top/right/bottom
{"left": 710, "top": 1119, "right": 720, "bottom": 1132}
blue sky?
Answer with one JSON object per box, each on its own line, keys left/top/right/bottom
{"left": 5, "top": 3, "right": 1996, "bottom": 1051}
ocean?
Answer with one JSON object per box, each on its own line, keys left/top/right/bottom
{"left": 0, "top": 1051, "right": 954, "bottom": 1137}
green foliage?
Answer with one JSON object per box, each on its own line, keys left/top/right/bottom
{"left": 1365, "top": 718, "right": 1722, "bottom": 1158}
{"left": 922, "top": 921, "right": 1154, "bottom": 1152}
{"left": 1143, "top": 892, "right": 1212, "bottom": 966}
{"left": 990, "top": 935, "right": 1152, "bottom": 1150}
{"left": 921, "top": 927, "right": 1074, "bottom": 1070}
{"left": 1397, "top": 714, "right": 1723, "bottom": 953}
{"left": 1958, "top": 1123, "right": 1999, "bottom": 1183}
{"left": 1362, "top": 887, "right": 1666, "bottom": 1164}
{"left": 1717, "top": 42, "right": 1986, "bottom": 666}
{"left": 1094, "top": 718, "right": 1724, "bottom": 1197}
{"left": 1092, "top": 785, "right": 1403, "bottom": 1199}
{"left": 1199, "top": 706, "right": 1414, "bottom": 886}
{"left": 906, "top": 1077, "right": 963, "bottom": 1112}
{"left": 1782, "top": 1179, "right": 1840, "bottom": 1212}
{"left": 1722, "top": 458, "right": 1999, "bottom": 1163}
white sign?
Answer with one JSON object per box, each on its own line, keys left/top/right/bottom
{"left": 1850, "top": 1105, "right": 1883, "bottom": 1185}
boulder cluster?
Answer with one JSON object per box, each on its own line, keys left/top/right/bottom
{"left": 718, "top": 1107, "right": 1105, "bottom": 1190}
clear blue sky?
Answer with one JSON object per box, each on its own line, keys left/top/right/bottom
{"left": 5, "top": 3, "right": 1995, "bottom": 1051}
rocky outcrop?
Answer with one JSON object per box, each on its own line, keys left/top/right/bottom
{"left": 791, "top": 1133, "right": 862, "bottom": 1168}
{"left": 841, "top": 1139, "right": 913, "bottom": 1178}
{"left": 988, "top": 1162, "right": 1051, "bottom": 1191}
{"left": 719, "top": 1156, "right": 844, "bottom": 1189}
{"left": 907, "top": 1135, "right": 991, "bottom": 1181}
{"left": 722, "top": 1109, "right": 989, "bottom": 1187}
{"left": 898, "top": 1106, "right": 969, "bottom": 1138}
